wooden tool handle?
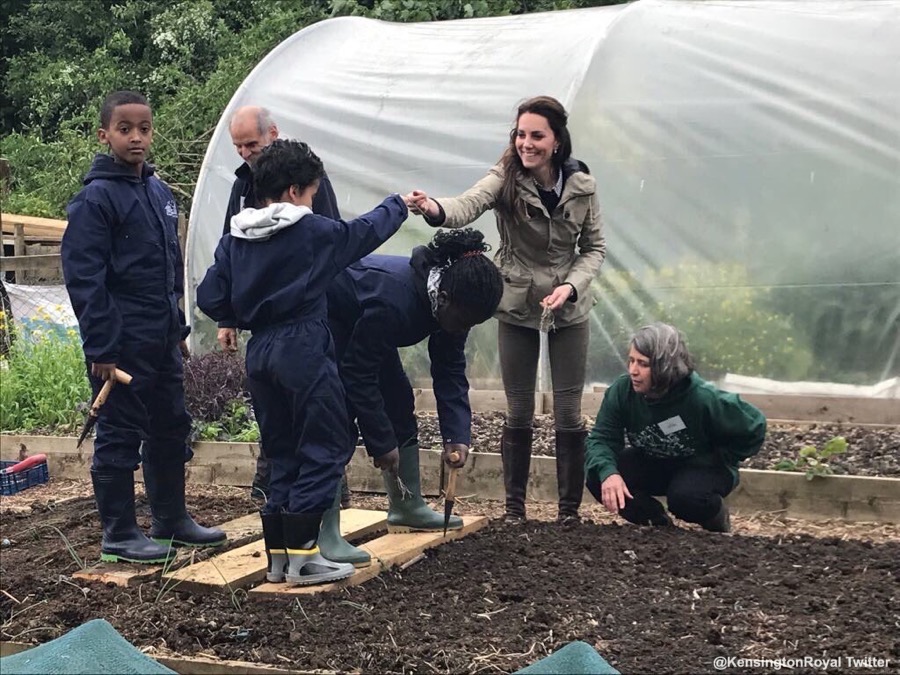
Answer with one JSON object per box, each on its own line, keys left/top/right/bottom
{"left": 445, "top": 451, "right": 461, "bottom": 501}
{"left": 113, "top": 368, "right": 133, "bottom": 385}
{"left": 90, "top": 368, "right": 133, "bottom": 413}
{"left": 446, "top": 467, "right": 459, "bottom": 501}
{"left": 90, "top": 378, "right": 116, "bottom": 415}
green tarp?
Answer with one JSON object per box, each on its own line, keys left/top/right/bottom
{"left": 0, "top": 619, "right": 175, "bottom": 675}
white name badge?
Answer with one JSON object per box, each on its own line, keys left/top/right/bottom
{"left": 658, "top": 416, "right": 686, "bottom": 435}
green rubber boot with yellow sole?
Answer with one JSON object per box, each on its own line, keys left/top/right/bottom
{"left": 383, "top": 443, "right": 462, "bottom": 533}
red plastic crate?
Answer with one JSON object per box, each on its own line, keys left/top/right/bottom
{"left": 0, "top": 459, "right": 50, "bottom": 496}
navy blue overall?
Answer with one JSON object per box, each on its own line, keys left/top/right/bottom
{"left": 326, "top": 248, "right": 472, "bottom": 460}
{"left": 62, "top": 155, "right": 192, "bottom": 471}
{"left": 197, "top": 196, "right": 407, "bottom": 514}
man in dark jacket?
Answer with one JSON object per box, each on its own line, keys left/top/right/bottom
{"left": 218, "top": 105, "right": 343, "bottom": 501}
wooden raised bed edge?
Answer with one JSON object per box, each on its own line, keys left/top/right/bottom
{"left": 420, "top": 389, "right": 900, "bottom": 425}
{"left": 2, "top": 435, "right": 898, "bottom": 524}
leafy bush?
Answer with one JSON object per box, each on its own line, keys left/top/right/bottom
{"left": 1, "top": 131, "right": 94, "bottom": 218}
{"left": 589, "top": 261, "right": 815, "bottom": 383}
{"left": 0, "top": 312, "right": 90, "bottom": 432}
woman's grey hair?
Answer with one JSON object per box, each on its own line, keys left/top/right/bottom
{"left": 630, "top": 322, "right": 694, "bottom": 395}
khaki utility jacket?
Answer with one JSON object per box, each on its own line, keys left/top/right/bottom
{"left": 434, "top": 159, "right": 606, "bottom": 329}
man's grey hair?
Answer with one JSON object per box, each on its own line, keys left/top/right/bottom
{"left": 630, "top": 322, "right": 694, "bottom": 396}
{"left": 255, "top": 107, "right": 275, "bottom": 135}
{"left": 229, "top": 106, "right": 276, "bottom": 136}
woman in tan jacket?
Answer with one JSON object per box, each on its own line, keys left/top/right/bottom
{"left": 406, "top": 95, "right": 606, "bottom": 522}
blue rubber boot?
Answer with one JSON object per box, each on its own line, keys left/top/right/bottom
{"left": 383, "top": 443, "right": 462, "bottom": 533}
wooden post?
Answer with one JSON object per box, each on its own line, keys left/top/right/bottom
{"left": 0, "top": 160, "right": 6, "bottom": 260}
{"left": 13, "top": 223, "right": 25, "bottom": 283}
{"left": 177, "top": 212, "right": 187, "bottom": 319}
{"left": 177, "top": 212, "right": 187, "bottom": 258}
{"left": 12, "top": 223, "right": 24, "bottom": 257}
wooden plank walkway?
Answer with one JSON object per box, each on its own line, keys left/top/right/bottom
{"left": 72, "top": 513, "right": 262, "bottom": 587}
{"left": 250, "top": 514, "right": 489, "bottom": 597}
{"left": 161, "top": 508, "right": 387, "bottom": 594}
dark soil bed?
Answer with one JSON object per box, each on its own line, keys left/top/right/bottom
{"left": 1, "top": 495, "right": 898, "bottom": 674}
{"left": 418, "top": 412, "right": 900, "bottom": 478}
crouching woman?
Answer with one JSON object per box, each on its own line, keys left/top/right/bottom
{"left": 585, "top": 323, "right": 766, "bottom": 532}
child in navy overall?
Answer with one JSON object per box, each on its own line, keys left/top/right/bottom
{"left": 197, "top": 139, "right": 407, "bottom": 585}
{"left": 62, "top": 90, "right": 225, "bottom": 564}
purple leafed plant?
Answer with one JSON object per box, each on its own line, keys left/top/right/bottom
{"left": 183, "top": 351, "right": 248, "bottom": 423}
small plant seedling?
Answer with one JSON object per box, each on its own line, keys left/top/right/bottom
{"left": 773, "top": 436, "right": 848, "bottom": 480}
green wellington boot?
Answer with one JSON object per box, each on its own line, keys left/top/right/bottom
{"left": 383, "top": 443, "right": 462, "bottom": 533}
{"left": 316, "top": 475, "right": 371, "bottom": 568}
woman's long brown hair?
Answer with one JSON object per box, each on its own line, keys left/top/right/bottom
{"left": 494, "top": 96, "right": 573, "bottom": 224}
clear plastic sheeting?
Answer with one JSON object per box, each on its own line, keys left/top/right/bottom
{"left": 186, "top": 0, "right": 900, "bottom": 392}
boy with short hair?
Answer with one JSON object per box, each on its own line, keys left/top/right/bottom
{"left": 62, "top": 90, "right": 226, "bottom": 564}
{"left": 197, "top": 139, "right": 408, "bottom": 586}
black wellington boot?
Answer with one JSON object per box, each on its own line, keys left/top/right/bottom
{"left": 701, "top": 501, "right": 731, "bottom": 533}
{"left": 556, "top": 428, "right": 588, "bottom": 523}
{"left": 260, "top": 512, "right": 288, "bottom": 582}
{"left": 501, "top": 425, "right": 533, "bottom": 522}
{"left": 619, "top": 493, "right": 674, "bottom": 527}
{"left": 142, "top": 461, "right": 227, "bottom": 548}
{"left": 91, "top": 468, "right": 175, "bottom": 564}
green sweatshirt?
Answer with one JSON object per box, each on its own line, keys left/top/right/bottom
{"left": 585, "top": 372, "right": 767, "bottom": 488}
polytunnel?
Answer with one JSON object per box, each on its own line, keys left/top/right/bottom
{"left": 186, "top": 0, "right": 900, "bottom": 391}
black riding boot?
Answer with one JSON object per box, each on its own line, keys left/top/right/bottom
{"left": 555, "top": 428, "right": 587, "bottom": 522}
{"left": 501, "top": 425, "right": 533, "bottom": 521}
{"left": 91, "top": 468, "right": 175, "bottom": 564}
{"left": 142, "top": 461, "right": 227, "bottom": 547}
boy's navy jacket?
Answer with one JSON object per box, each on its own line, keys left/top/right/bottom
{"left": 327, "top": 248, "right": 472, "bottom": 458}
{"left": 196, "top": 195, "right": 407, "bottom": 332}
{"left": 62, "top": 154, "right": 189, "bottom": 364}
